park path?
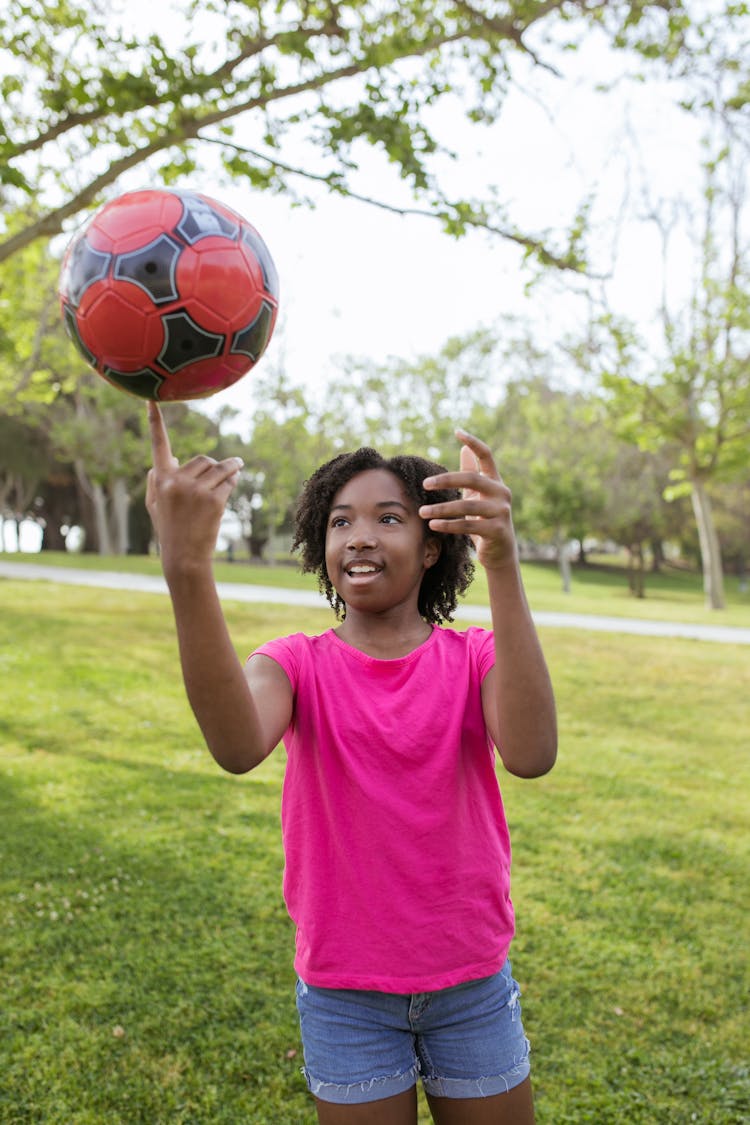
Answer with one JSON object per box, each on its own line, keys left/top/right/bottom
{"left": 1, "top": 559, "right": 749, "bottom": 646}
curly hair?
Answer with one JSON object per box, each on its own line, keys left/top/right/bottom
{"left": 292, "top": 447, "right": 475, "bottom": 624}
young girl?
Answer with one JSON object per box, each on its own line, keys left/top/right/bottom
{"left": 146, "top": 402, "right": 557, "bottom": 1125}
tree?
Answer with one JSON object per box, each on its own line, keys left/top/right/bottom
{"left": 483, "top": 378, "right": 612, "bottom": 589}
{"left": 41, "top": 380, "right": 222, "bottom": 554}
{"left": 598, "top": 444, "right": 688, "bottom": 596}
{"left": 227, "top": 371, "right": 332, "bottom": 560}
{"left": 710, "top": 477, "right": 750, "bottom": 584}
{"left": 0, "top": 0, "right": 720, "bottom": 281}
{"left": 597, "top": 130, "right": 750, "bottom": 609}
{"left": 0, "top": 410, "right": 50, "bottom": 549}
{"left": 0, "top": 232, "right": 80, "bottom": 403}
{"left": 317, "top": 327, "right": 499, "bottom": 460}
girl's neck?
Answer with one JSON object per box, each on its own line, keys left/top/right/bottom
{"left": 334, "top": 611, "right": 433, "bottom": 660}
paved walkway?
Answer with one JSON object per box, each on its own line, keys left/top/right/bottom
{"left": 2, "top": 559, "right": 749, "bottom": 645}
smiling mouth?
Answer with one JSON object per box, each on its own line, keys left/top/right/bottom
{"left": 345, "top": 564, "right": 381, "bottom": 576}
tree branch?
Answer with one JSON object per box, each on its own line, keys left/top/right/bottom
{"left": 0, "top": 57, "right": 368, "bottom": 261}
{"left": 7, "top": 27, "right": 291, "bottom": 159}
{"left": 452, "top": 0, "right": 565, "bottom": 74}
{"left": 200, "top": 136, "right": 588, "bottom": 272}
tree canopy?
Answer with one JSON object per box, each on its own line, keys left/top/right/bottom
{"left": 0, "top": 0, "right": 733, "bottom": 270}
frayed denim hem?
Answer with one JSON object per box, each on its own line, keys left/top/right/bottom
{"left": 301, "top": 1062, "right": 420, "bottom": 1105}
{"left": 421, "top": 1044, "right": 531, "bottom": 1099}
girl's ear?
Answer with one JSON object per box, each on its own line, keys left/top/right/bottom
{"left": 423, "top": 535, "right": 442, "bottom": 570}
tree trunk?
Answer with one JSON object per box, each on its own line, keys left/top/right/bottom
{"left": 128, "top": 494, "right": 153, "bottom": 555}
{"left": 76, "top": 482, "right": 98, "bottom": 552}
{"left": 650, "top": 539, "right": 664, "bottom": 573}
{"left": 90, "top": 482, "right": 113, "bottom": 556}
{"left": 691, "top": 480, "right": 725, "bottom": 610}
{"left": 627, "top": 542, "right": 646, "bottom": 598}
{"left": 556, "top": 534, "right": 571, "bottom": 594}
{"left": 37, "top": 473, "right": 79, "bottom": 552}
{"left": 248, "top": 533, "right": 269, "bottom": 561}
{"left": 40, "top": 519, "right": 68, "bottom": 551}
{"left": 110, "top": 477, "right": 130, "bottom": 555}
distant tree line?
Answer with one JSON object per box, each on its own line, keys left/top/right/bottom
{"left": 1, "top": 321, "right": 748, "bottom": 608}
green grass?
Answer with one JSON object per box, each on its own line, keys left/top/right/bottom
{"left": 5, "top": 549, "right": 750, "bottom": 629}
{"left": 0, "top": 579, "right": 748, "bottom": 1123}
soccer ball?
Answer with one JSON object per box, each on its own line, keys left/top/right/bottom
{"left": 59, "top": 188, "right": 280, "bottom": 401}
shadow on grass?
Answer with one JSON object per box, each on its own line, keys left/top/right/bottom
{"left": 0, "top": 763, "right": 312, "bottom": 1125}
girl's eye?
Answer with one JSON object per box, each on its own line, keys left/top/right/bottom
{"left": 380, "top": 514, "right": 401, "bottom": 525}
{"left": 330, "top": 517, "right": 348, "bottom": 528}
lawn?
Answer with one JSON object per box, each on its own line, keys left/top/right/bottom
{"left": 0, "top": 577, "right": 748, "bottom": 1123}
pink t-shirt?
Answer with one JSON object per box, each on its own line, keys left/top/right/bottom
{"left": 252, "top": 625, "right": 515, "bottom": 993}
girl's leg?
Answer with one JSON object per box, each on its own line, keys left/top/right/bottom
{"left": 313, "top": 1086, "right": 418, "bottom": 1124}
{"left": 425, "top": 1076, "right": 535, "bottom": 1125}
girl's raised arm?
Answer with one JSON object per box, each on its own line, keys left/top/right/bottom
{"left": 147, "top": 403, "right": 292, "bottom": 773}
{"left": 420, "top": 429, "right": 557, "bottom": 779}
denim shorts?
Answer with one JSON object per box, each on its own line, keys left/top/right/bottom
{"left": 295, "top": 960, "right": 531, "bottom": 1105}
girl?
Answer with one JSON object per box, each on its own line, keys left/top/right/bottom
{"left": 146, "top": 402, "right": 557, "bottom": 1125}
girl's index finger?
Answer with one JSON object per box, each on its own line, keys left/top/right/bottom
{"left": 459, "top": 442, "right": 479, "bottom": 476}
{"left": 456, "top": 428, "right": 492, "bottom": 462}
{"left": 456, "top": 429, "right": 499, "bottom": 479}
{"left": 148, "top": 401, "right": 176, "bottom": 471}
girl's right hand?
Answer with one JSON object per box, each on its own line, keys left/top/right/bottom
{"left": 146, "top": 401, "right": 243, "bottom": 574}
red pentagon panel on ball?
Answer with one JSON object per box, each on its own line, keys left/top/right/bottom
{"left": 86, "top": 190, "right": 187, "bottom": 255}
{"left": 76, "top": 282, "right": 164, "bottom": 369}
{"left": 58, "top": 188, "right": 280, "bottom": 400}
{"left": 175, "top": 243, "right": 262, "bottom": 330}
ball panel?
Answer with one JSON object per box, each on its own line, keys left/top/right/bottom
{"left": 62, "top": 302, "right": 97, "bottom": 365}
{"left": 60, "top": 239, "right": 112, "bottom": 307}
{"left": 90, "top": 190, "right": 185, "bottom": 253}
{"left": 241, "top": 225, "right": 280, "bottom": 300}
{"left": 157, "top": 309, "right": 225, "bottom": 373}
{"left": 78, "top": 285, "right": 164, "bottom": 369}
{"left": 176, "top": 191, "right": 239, "bottom": 244}
{"left": 113, "top": 234, "right": 182, "bottom": 304}
{"left": 230, "top": 299, "right": 275, "bottom": 361}
{"left": 176, "top": 243, "right": 262, "bottom": 326}
{"left": 156, "top": 354, "right": 251, "bottom": 401}
{"left": 102, "top": 367, "right": 165, "bottom": 400}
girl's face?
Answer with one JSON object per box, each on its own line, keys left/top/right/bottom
{"left": 325, "top": 468, "right": 440, "bottom": 615}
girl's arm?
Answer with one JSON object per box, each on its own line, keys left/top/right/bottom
{"left": 479, "top": 563, "right": 557, "bottom": 778}
{"left": 420, "top": 429, "right": 557, "bottom": 779}
{"left": 146, "top": 403, "right": 292, "bottom": 773}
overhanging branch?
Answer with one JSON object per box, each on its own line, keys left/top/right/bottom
{"left": 201, "top": 135, "right": 592, "bottom": 273}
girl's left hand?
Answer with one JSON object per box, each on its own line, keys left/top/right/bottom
{"left": 419, "top": 430, "right": 518, "bottom": 572}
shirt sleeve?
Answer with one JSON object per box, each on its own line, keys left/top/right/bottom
{"left": 249, "top": 633, "right": 301, "bottom": 691}
{"left": 468, "top": 626, "right": 496, "bottom": 681}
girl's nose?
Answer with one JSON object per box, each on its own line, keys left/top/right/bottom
{"left": 347, "top": 524, "right": 377, "bottom": 550}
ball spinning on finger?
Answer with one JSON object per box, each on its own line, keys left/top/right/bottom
{"left": 59, "top": 188, "right": 280, "bottom": 401}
